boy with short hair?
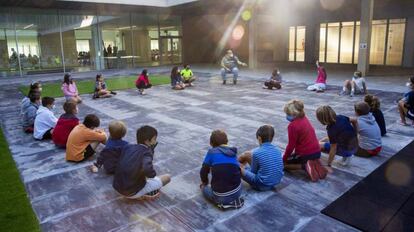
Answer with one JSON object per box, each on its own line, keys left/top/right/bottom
{"left": 339, "top": 71, "right": 367, "bottom": 97}
{"left": 34, "top": 97, "right": 57, "bottom": 140}
{"left": 200, "top": 130, "right": 244, "bottom": 209}
{"left": 93, "top": 120, "right": 129, "bottom": 174}
{"left": 350, "top": 102, "right": 382, "bottom": 157}
{"left": 113, "top": 125, "right": 171, "bottom": 200}
{"left": 180, "top": 64, "right": 196, "bottom": 86}
{"left": 22, "top": 91, "right": 41, "bottom": 133}
{"left": 238, "top": 125, "right": 284, "bottom": 191}
{"left": 66, "top": 114, "right": 107, "bottom": 162}
{"left": 263, "top": 68, "right": 282, "bottom": 90}
{"left": 52, "top": 100, "right": 80, "bottom": 147}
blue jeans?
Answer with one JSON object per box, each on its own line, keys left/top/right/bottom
{"left": 221, "top": 67, "right": 239, "bottom": 81}
{"left": 242, "top": 168, "right": 276, "bottom": 191}
{"left": 202, "top": 185, "right": 241, "bottom": 205}
{"left": 324, "top": 142, "right": 355, "bottom": 158}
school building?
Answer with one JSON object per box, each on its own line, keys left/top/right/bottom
{"left": 1, "top": 0, "right": 413, "bottom": 78}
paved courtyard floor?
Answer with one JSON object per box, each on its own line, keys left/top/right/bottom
{"left": 1, "top": 73, "right": 414, "bottom": 231}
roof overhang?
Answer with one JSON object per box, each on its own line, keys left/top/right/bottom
{"left": 58, "top": 0, "right": 199, "bottom": 7}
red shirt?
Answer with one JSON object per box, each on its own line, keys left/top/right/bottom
{"left": 316, "top": 66, "right": 327, "bottom": 84}
{"left": 283, "top": 116, "right": 321, "bottom": 161}
{"left": 135, "top": 74, "right": 150, "bottom": 85}
{"left": 52, "top": 114, "right": 79, "bottom": 147}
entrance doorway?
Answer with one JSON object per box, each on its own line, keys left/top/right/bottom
{"left": 160, "top": 37, "right": 182, "bottom": 64}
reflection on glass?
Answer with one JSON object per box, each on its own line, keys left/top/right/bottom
{"left": 296, "top": 26, "right": 306, "bottom": 62}
{"left": 340, "top": 22, "right": 354, "bottom": 64}
{"left": 159, "top": 15, "right": 182, "bottom": 64}
{"left": 354, "top": 22, "right": 360, "bottom": 63}
{"left": 0, "top": 9, "right": 19, "bottom": 77}
{"left": 288, "top": 27, "right": 295, "bottom": 61}
{"left": 319, "top": 24, "right": 326, "bottom": 63}
{"left": 370, "top": 20, "right": 387, "bottom": 65}
{"left": 131, "top": 14, "right": 159, "bottom": 65}
{"left": 326, "top": 23, "right": 340, "bottom": 63}
{"left": 386, "top": 19, "right": 405, "bottom": 66}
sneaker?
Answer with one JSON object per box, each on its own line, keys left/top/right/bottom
{"left": 340, "top": 156, "right": 352, "bottom": 166}
{"left": 350, "top": 91, "right": 355, "bottom": 97}
{"left": 233, "top": 80, "right": 237, "bottom": 85}
{"left": 305, "top": 160, "right": 319, "bottom": 182}
{"left": 110, "top": 91, "right": 117, "bottom": 95}
{"left": 217, "top": 197, "right": 244, "bottom": 210}
{"left": 223, "top": 80, "right": 226, "bottom": 85}
{"left": 338, "top": 90, "right": 347, "bottom": 96}
{"left": 314, "top": 159, "right": 328, "bottom": 179}
{"left": 316, "top": 89, "right": 324, "bottom": 93}
{"left": 139, "top": 190, "right": 160, "bottom": 200}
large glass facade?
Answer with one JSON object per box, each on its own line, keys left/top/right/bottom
{"left": 288, "top": 26, "right": 306, "bottom": 62}
{"left": 0, "top": 8, "right": 182, "bottom": 77}
{"left": 319, "top": 19, "right": 405, "bottom": 66}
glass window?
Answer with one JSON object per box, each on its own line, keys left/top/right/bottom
{"left": 296, "top": 26, "right": 306, "bottom": 62}
{"left": 159, "top": 15, "right": 182, "bottom": 64}
{"left": 0, "top": 8, "right": 19, "bottom": 77}
{"left": 13, "top": 8, "right": 63, "bottom": 75}
{"left": 288, "top": 27, "right": 295, "bottom": 61}
{"left": 386, "top": 19, "right": 405, "bottom": 66}
{"left": 326, "top": 22, "right": 340, "bottom": 63}
{"left": 340, "top": 22, "right": 354, "bottom": 64}
{"left": 354, "top": 21, "right": 360, "bottom": 64}
{"left": 319, "top": 24, "right": 326, "bottom": 63}
{"left": 370, "top": 20, "right": 387, "bottom": 65}
{"left": 131, "top": 14, "right": 159, "bottom": 65}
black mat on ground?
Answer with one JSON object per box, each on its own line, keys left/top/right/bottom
{"left": 322, "top": 140, "right": 414, "bottom": 232}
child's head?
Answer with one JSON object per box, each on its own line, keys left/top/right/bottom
{"left": 184, "top": 64, "right": 190, "bottom": 69}
{"left": 256, "top": 125, "right": 275, "bottom": 144}
{"left": 28, "top": 82, "right": 42, "bottom": 95}
{"left": 272, "top": 68, "right": 279, "bottom": 76}
{"left": 364, "top": 94, "right": 380, "bottom": 111}
{"left": 284, "top": 99, "right": 305, "bottom": 120}
{"left": 354, "top": 102, "right": 371, "bottom": 116}
{"left": 316, "top": 105, "right": 337, "bottom": 126}
{"left": 407, "top": 76, "right": 414, "bottom": 89}
{"left": 141, "top": 69, "right": 148, "bottom": 76}
{"left": 354, "top": 71, "right": 362, "bottom": 78}
{"left": 29, "top": 91, "right": 41, "bottom": 104}
{"left": 83, "top": 114, "right": 100, "bottom": 129}
{"left": 63, "top": 100, "right": 78, "bottom": 115}
{"left": 171, "top": 66, "right": 179, "bottom": 77}
{"left": 210, "top": 130, "right": 228, "bottom": 147}
{"left": 41, "top": 97, "right": 55, "bottom": 109}
{"left": 136, "top": 125, "right": 158, "bottom": 146}
{"left": 63, "top": 73, "right": 73, "bottom": 85}
{"left": 109, "top": 120, "right": 127, "bottom": 140}
{"left": 96, "top": 73, "right": 103, "bottom": 82}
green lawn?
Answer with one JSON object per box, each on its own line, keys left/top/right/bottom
{"left": 0, "top": 129, "right": 40, "bottom": 232}
{"left": 19, "top": 75, "right": 170, "bottom": 98}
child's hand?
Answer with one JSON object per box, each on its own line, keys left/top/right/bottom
{"left": 199, "top": 183, "right": 206, "bottom": 189}
{"left": 91, "top": 165, "right": 98, "bottom": 173}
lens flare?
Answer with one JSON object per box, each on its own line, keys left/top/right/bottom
{"left": 320, "top": 0, "right": 345, "bottom": 11}
{"left": 232, "top": 25, "right": 245, "bottom": 41}
{"left": 385, "top": 161, "right": 411, "bottom": 186}
{"left": 241, "top": 10, "right": 252, "bottom": 21}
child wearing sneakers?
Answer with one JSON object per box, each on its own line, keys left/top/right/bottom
{"left": 34, "top": 97, "right": 58, "bottom": 140}
{"left": 200, "top": 130, "right": 244, "bottom": 209}
{"left": 350, "top": 102, "right": 382, "bottom": 157}
{"left": 316, "top": 106, "right": 358, "bottom": 167}
{"left": 283, "top": 100, "right": 328, "bottom": 182}
{"left": 398, "top": 76, "right": 414, "bottom": 126}
{"left": 263, "top": 68, "right": 282, "bottom": 90}
{"left": 66, "top": 114, "right": 107, "bottom": 162}
{"left": 180, "top": 64, "right": 196, "bottom": 86}
{"left": 238, "top": 125, "right": 284, "bottom": 191}
{"left": 364, "top": 95, "right": 387, "bottom": 136}
{"left": 339, "top": 71, "right": 367, "bottom": 97}
{"left": 93, "top": 120, "right": 129, "bottom": 174}
{"left": 113, "top": 125, "right": 171, "bottom": 200}
{"left": 52, "top": 100, "right": 80, "bottom": 148}
{"left": 135, "top": 69, "right": 152, "bottom": 95}
{"left": 307, "top": 61, "right": 327, "bottom": 92}
{"left": 22, "top": 91, "right": 41, "bottom": 133}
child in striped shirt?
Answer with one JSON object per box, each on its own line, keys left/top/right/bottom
{"left": 238, "top": 125, "right": 284, "bottom": 191}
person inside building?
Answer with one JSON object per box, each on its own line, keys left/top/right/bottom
{"left": 220, "top": 49, "right": 247, "bottom": 85}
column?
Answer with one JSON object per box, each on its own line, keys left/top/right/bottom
{"left": 91, "top": 24, "right": 104, "bottom": 71}
{"left": 357, "top": 0, "right": 374, "bottom": 76}
{"left": 248, "top": 11, "right": 257, "bottom": 69}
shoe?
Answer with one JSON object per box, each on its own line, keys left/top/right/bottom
{"left": 316, "top": 89, "right": 324, "bottom": 93}
{"left": 110, "top": 91, "right": 117, "bottom": 95}
{"left": 305, "top": 160, "right": 319, "bottom": 182}
{"left": 139, "top": 190, "right": 160, "bottom": 200}
{"left": 233, "top": 80, "right": 237, "bottom": 85}
{"left": 314, "top": 159, "right": 328, "bottom": 179}
{"left": 340, "top": 156, "right": 352, "bottom": 166}
{"left": 350, "top": 91, "right": 354, "bottom": 97}
{"left": 338, "top": 90, "right": 346, "bottom": 96}
{"left": 217, "top": 197, "right": 244, "bottom": 210}
{"left": 223, "top": 80, "right": 226, "bottom": 85}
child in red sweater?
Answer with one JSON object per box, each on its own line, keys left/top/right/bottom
{"left": 135, "top": 69, "right": 152, "bottom": 95}
{"left": 52, "top": 100, "right": 79, "bottom": 148}
{"left": 283, "top": 100, "right": 327, "bottom": 182}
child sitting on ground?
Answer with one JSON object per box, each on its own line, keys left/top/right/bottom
{"left": 339, "top": 71, "right": 367, "bottom": 97}
{"left": 263, "top": 68, "right": 282, "bottom": 90}
{"left": 113, "top": 125, "right": 171, "bottom": 200}
{"left": 238, "top": 125, "right": 284, "bottom": 191}
{"left": 364, "top": 95, "right": 387, "bottom": 136}
{"left": 350, "top": 102, "right": 382, "bottom": 157}
{"left": 22, "top": 91, "right": 41, "bottom": 133}
{"left": 398, "top": 76, "right": 414, "bottom": 126}
{"left": 61, "top": 73, "right": 82, "bottom": 103}
{"left": 307, "top": 61, "right": 327, "bottom": 92}
{"left": 93, "top": 74, "right": 117, "bottom": 99}
{"left": 180, "top": 64, "right": 196, "bottom": 86}
{"left": 66, "top": 114, "right": 107, "bottom": 162}
{"left": 34, "top": 97, "right": 58, "bottom": 140}
{"left": 316, "top": 106, "right": 358, "bottom": 167}
{"left": 52, "top": 100, "right": 80, "bottom": 148}
{"left": 21, "top": 82, "right": 42, "bottom": 115}
{"left": 135, "top": 69, "right": 152, "bottom": 95}
{"left": 171, "top": 66, "right": 186, "bottom": 90}
{"left": 200, "top": 130, "right": 244, "bottom": 209}
{"left": 92, "top": 120, "right": 129, "bottom": 173}
{"left": 283, "top": 100, "right": 327, "bottom": 182}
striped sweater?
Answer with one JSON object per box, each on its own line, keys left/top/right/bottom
{"left": 245, "top": 142, "right": 284, "bottom": 186}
